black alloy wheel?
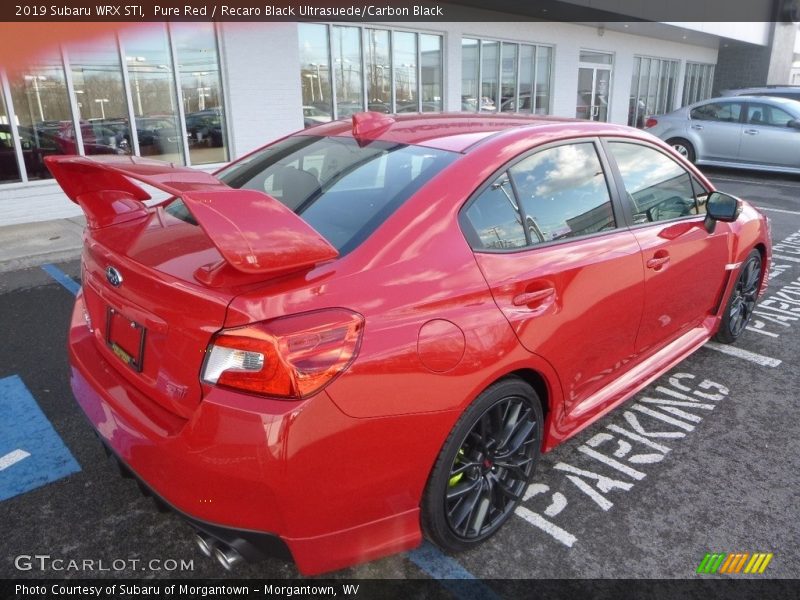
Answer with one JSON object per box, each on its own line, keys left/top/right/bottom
{"left": 716, "top": 249, "right": 762, "bottom": 343}
{"left": 422, "top": 378, "right": 542, "bottom": 552}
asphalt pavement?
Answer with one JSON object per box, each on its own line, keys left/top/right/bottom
{"left": 0, "top": 167, "right": 798, "bottom": 590}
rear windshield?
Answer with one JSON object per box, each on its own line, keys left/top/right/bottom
{"left": 166, "top": 135, "right": 457, "bottom": 254}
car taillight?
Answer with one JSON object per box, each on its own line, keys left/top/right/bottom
{"left": 644, "top": 117, "right": 658, "bottom": 128}
{"left": 202, "top": 309, "right": 364, "bottom": 399}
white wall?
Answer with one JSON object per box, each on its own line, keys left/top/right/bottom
{"left": 1, "top": 21, "right": 718, "bottom": 226}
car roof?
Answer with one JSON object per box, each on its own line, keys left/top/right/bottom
{"left": 308, "top": 112, "right": 642, "bottom": 153}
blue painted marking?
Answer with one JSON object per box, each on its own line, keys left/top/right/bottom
{"left": 407, "top": 542, "right": 500, "bottom": 599}
{"left": 0, "top": 375, "right": 80, "bottom": 501}
{"left": 41, "top": 263, "right": 80, "bottom": 296}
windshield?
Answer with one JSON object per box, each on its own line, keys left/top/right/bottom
{"left": 168, "top": 135, "right": 457, "bottom": 255}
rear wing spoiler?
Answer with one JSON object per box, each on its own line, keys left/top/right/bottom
{"left": 44, "top": 155, "right": 338, "bottom": 276}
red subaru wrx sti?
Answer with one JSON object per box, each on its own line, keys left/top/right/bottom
{"left": 47, "top": 113, "right": 771, "bottom": 575}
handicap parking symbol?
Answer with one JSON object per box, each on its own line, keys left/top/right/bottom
{"left": 0, "top": 375, "right": 80, "bottom": 501}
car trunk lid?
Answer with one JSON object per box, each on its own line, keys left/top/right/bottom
{"left": 46, "top": 155, "right": 338, "bottom": 417}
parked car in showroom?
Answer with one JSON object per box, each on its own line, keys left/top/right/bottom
{"left": 645, "top": 95, "right": 800, "bottom": 174}
{"left": 46, "top": 112, "right": 771, "bottom": 575}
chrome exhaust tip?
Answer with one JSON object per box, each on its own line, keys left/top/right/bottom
{"left": 195, "top": 533, "right": 216, "bottom": 558}
{"left": 213, "top": 544, "right": 244, "bottom": 570}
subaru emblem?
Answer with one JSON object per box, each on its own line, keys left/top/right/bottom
{"left": 106, "top": 266, "right": 123, "bottom": 287}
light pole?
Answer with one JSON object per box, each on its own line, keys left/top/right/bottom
{"left": 125, "top": 56, "right": 146, "bottom": 115}
{"left": 94, "top": 98, "right": 109, "bottom": 119}
{"left": 23, "top": 75, "right": 46, "bottom": 122}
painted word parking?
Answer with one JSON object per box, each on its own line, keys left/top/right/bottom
{"left": 514, "top": 373, "right": 729, "bottom": 547}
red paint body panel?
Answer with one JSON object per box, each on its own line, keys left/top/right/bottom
{"left": 60, "top": 114, "right": 772, "bottom": 574}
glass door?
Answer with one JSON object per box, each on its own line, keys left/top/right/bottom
{"left": 576, "top": 51, "right": 613, "bottom": 122}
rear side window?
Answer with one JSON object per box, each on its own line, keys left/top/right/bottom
{"left": 462, "top": 141, "right": 616, "bottom": 251}
{"left": 169, "top": 136, "right": 457, "bottom": 254}
{"left": 690, "top": 102, "right": 742, "bottom": 123}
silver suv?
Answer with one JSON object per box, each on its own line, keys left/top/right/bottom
{"left": 720, "top": 86, "right": 800, "bottom": 101}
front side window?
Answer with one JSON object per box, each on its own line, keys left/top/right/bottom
{"left": 608, "top": 142, "right": 699, "bottom": 224}
{"left": 509, "top": 143, "right": 615, "bottom": 243}
{"left": 690, "top": 102, "right": 742, "bottom": 123}
{"left": 746, "top": 103, "right": 795, "bottom": 127}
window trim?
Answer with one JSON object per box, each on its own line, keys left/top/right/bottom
{"left": 458, "top": 136, "right": 625, "bottom": 254}
{"left": 600, "top": 137, "right": 707, "bottom": 230}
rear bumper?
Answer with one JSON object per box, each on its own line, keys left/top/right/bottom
{"left": 68, "top": 293, "right": 423, "bottom": 574}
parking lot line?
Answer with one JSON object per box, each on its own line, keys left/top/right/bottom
{"left": 711, "top": 176, "right": 800, "bottom": 190}
{"left": 704, "top": 342, "right": 782, "bottom": 368}
{"left": 754, "top": 206, "right": 800, "bottom": 216}
{"left": 0, "top": 449, "right": 31, "bottom": 471}
{"left": 40, "top": 263, "right": 80, "bottom": 296}
{"left": 772, "top": 254, "right": 800, "bottom": 264}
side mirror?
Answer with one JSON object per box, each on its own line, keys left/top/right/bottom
{"left": 788, "top": 119, "right": 800, "bottom": 130}
{"left": 704, "top": 191, "right": 742, "bottom": 233}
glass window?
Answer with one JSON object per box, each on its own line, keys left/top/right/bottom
{"left": 299, "top": 23, "right": 333, "bottom": 127}
{"left": 629, "top": 56, "right": 679, "bottom": 128}
{"left": 516, "top": 45, "right": 534, "bottom": 113}
{"left": 580, "top": 51, "right": 613, "bottom": 65}
{"left": 500, "top": 43, "right": 518, "bottom": 112}
{"left": 509, "top": 143, "right": 615, "bottom": 243}
{"left": 68, "top": 35, "right": 131, "bottom": 157}
{"left": 463, "top": 173, "right": 526, "bottom": 250}
{"left": 211, "top": 136, "right": 458, "bottom": 254}
{"left": 420, "top": 34, "right": 442, "bottom": 112}
{"left": 480, "top": 40, "right": 499, "bottom": 112}
{"left": 122, "top": 25, "right": 184, "bottom": 163}
{"left": 393, "top": 31, "right": 418, "bottom": 113}
{"left": 534, "top": 46, "right": 552, "bottom": 114}
{"left": 0, "top": 91, "right": 21, "bottom": 182}
{"left": 461, "top": 38, "right": 480, "bottom": 112}
{"left": 683, "top": 62, "right": 715, "bottom": 106}
{"left": 690, "top": 102, "right": 742, "bottom": 123}
{"left": 172, "top": 22, "right": 227, "bottom": 165}
{"left": 8, "top": 55, "right": 74, "bottom": 181}
{"left": 365, "top": 29, "right": 391, "bottom": 114}
{"left": 747, "top": 103, "right": 795, "bottom": 127}
{"left": 333, "top": 26, "right": 364, "bottom": 118}
{"left": 608, "top": 142, "right": 699, "bottom": 224}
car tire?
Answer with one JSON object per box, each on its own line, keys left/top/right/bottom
{"left": 715, "top": 249, "right": 762, "bottom": 344}
{"left": 667, "top": 138, "right": 696, "bottom": 163}
{"left": 421, "top": 377, "right": 543, "bottom": 553}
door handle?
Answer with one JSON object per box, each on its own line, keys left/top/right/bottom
{"left": 744, "top": 129, "right": 759, "bottom": 135}
{"left": 646, "top": 256, "right": 671, "bottom": 270}
{"left": 512, "top": 287, "right": 555, "bottom": 307}
{"left": 690, "top": 124, "right": 704, "bottom": 130}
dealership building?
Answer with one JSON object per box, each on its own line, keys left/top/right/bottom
{"left": 0, "top": 9, "right": 798, "bottom": 226}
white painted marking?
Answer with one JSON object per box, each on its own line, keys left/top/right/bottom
{"left": 577, "top": 445, "right": 646, "bottom": 480}
{"left": 772, "top": 254, "right": 800, "bottom": 264}
{"left": 514, "top": 505, "right": 577, "bottom": 547}
{"left": 564, "top": 475, "right": 614, "bottom": 511}
{"left": 754, "top": 206, "right": 800, "bottom": 216}
{"left": 0, "top": 449, "right": 31, "bottom": 471}
{"left": 641, "top": 396, "right": 715, "bottom": 410}
{"left": 623, "top": 411, "right": 686, "bottom": 438}
{"left": 606, "top": 424, "right": 671, "bottom": 453}
{"left": 746, "top": 325, "right": 780, "bottom": 338}
{"left": 631, "top": 405, "right": 695, "bottom": 432}
{"left": 656, "top": 406, "right": 704, "bottom": 423}
{"left": 704, "top": 341, "right": 782, "bottom": 368}
{"left": 543, "top": 492, "right": 568, "bottom": 518}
